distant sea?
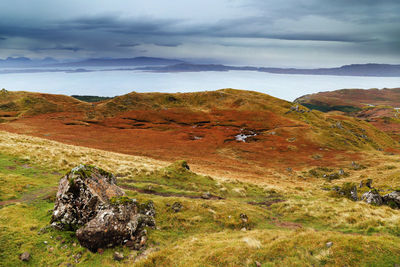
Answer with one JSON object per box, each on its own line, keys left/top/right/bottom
{"left": 0, "top": 70, "right": 399, "bottom": 101}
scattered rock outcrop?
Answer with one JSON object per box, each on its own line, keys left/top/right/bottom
{"left": 51, "top": 164, "right": 155, "bottom": 252}
{"left": 383, "top": 191, "right": 400, "bottom": 208}
{"left": 359, "top": 179, "right": 372, "bottom": 188}
{"left": 361, "top": 190, "right": 383, "bottom": 205}
{"left": 332, "top": 179, "right": 400, "bottom": 209}
{"left": 333, "top": 182, "right": 358, "bottom": 201}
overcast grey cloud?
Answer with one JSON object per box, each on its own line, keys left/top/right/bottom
{"left": 0, "top": 0, "right": 398, "bottom": 67}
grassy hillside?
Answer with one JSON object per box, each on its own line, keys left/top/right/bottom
{"left": 95, "top": 89, "right": 292, "bottom": 115}
{"left": 71, "top": 95, "right": 113, "bottom": 103}
{"left": 1, "top": 131, "right": 400, "bottom": 266}
{"left": 0, "top": 89, "right": 398, "bottom": 181}
{"left": 295, "top": 88, "right": 400, "bottom": 142}
{"left": 0, "top": 89, "right": 91, "bottom": 120}
{"left": 295, "top": 88, "right": 400, "bottom": 111}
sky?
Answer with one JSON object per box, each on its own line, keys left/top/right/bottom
{"left": 0, "top": 0, "right": 399, "bottom": 67}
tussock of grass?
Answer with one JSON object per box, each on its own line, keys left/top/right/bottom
{"left": 137, "top": 229, "right": 400, "bottom": 267}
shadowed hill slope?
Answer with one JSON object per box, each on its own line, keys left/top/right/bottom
{"left": 0, "top": 89, "right": 91, "bottom": 119}
{"left": 295, "top": 88, "right": 400, "bottom": 141}
{"left": 0, "top": 88, "right": 398, "bottom": 178}
{"left": 94, "top": 89, "right": 291, "bottom": 116}
{"left": 295, "top": 88, "right": 400, "bottom": 110}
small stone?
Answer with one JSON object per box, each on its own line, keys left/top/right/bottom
{"left": 140, "top": 235, "right": 147, "bottom": 246}
{"left": 20, "top": 252, "right": 30, "bottom": 261}
{"left": 240, "top": 227, "right": 247, "bottom": 232}
{"left": 49, "top": 247, "right": 54, "bottom": 252}
{"left": 171, "top": 202, "right": 183, "bottom": 212}
{"left": 201, "top": 192, "right": 211, "bottom": 199}
{"left": 255, "top": 261, "right": 262, "bottom": 267}
{"left": 74, "top": 252, "right": 82, "bottom": 262}
{"left": 113, "top": 252, "right": 124, "bottom": 261}
{"left": 240, "top": 213, "right": 248, "bottom": 223}
{"left": 125, "top": 240, "right": 135, "bottom": 248}
{"left": 72, "top": 243, "right": 77, "bottom": 247}
{"left": 97, "top": 248, "right": 104, "bottom": 254}
{"left": 44, "top": 241, "right": 48, "bottom": 244}
{"left": 326, "top": 241, "right": 333, "bottom": 248}
{"left": 38, "top": 226, "right": 50, "bottom": 235}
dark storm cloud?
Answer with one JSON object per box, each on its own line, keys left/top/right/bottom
{"left": 31, "top": 45, "right": 81, "bottom": 52}
{"left": 190, "top": 17, "right": 377, "bottom": 43}
{"left": 64, "top": 16, "right": 178, "bottom": 34}
{"left": 243, "top": 0, "right": 400, "bottom": 22}
{"left": 154, "top": 43, "right": 181, "bottom": 47}
{"left": 0, "top": 0, "right": 398, "bottom": 66}
{"left": 117, "top": 43, "right": 140, "bottom": 48}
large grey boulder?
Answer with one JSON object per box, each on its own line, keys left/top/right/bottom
{"left": 51, "top": 164, "right": 155, "bottom": 252}
{"left": 361, "top": 190, "right": 383, "bottom": 205}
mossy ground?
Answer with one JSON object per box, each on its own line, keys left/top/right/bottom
{"left": 1, "top": 132, "right": 400, "bottom": 266}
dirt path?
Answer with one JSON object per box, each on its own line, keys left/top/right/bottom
{"left": 120, "top": 184, "right": 224, "bottom": 200}
{"left": 0, "top": 186, "right": 57, "bottom": 206}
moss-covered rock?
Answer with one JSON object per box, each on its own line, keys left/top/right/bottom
{"left": 110, "top": 196, "right": 134, "bottom": 205}
{"left": 331, "top": 182, "right": 358, "bottom": 201}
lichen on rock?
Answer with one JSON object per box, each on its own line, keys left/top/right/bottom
{"left": 361, "top": 189, "right": 383, "bottom": 205}
{"left": 51, "top": 164, "right": 155, "bottom": 252}
{"left": 383, "top": 191, "right": 400, "bottom": 209}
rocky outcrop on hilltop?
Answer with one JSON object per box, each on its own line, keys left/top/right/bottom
{"left": 51, "top": 164, "right": 155, "bottom": 252}
{"left": 332, "top": 179, "right": 400, "bottom": 209}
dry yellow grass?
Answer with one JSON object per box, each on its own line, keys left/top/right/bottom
{"left": 0, "top": 130, "right": 168, "bottom": 175}
{"left": 2, "top": 130, "right": 400, "bottom": 266}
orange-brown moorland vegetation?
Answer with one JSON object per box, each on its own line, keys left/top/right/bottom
{"left": 0, "top": 88, "right": 397, "bottom": 181}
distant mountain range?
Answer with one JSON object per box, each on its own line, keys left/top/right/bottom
{"left": 259, "top": 64, "right": 400, "bottom": 77}
{"left": 142, "top": 63, "right": 400, "bottom": 77}
{"left": 0, "top": 56, "right": 183, "bottom": 68}
{"left": 0, "top": 56, "right": 399, "bottom": 77}
{"left": 51, "top": 57, "right": 184, "bottom": 67}
{"left": 0, "top": 57, "right": 59, "bottom": 67}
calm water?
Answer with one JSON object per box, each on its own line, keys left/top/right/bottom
{"left": 0, "top": 70, "right": 399, "bottom": 101}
